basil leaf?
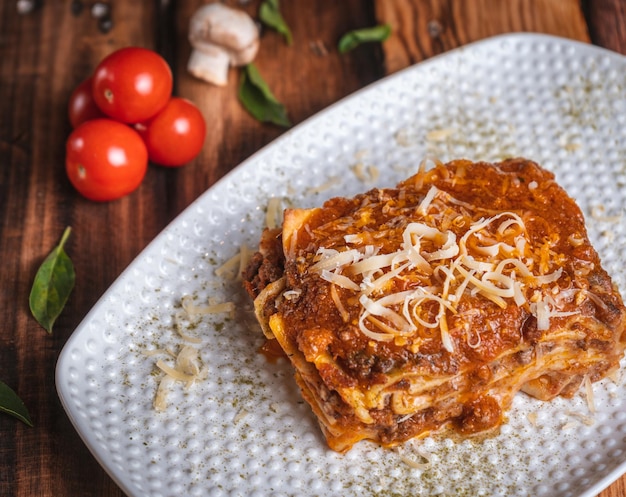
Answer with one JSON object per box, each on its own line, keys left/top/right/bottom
{"left": 0, "top": 380, "right": 33, "bottom": 426}
{"left": 259, "top": 0, "right": 293, "bottom": 45}
{"left": 338, "top": 24, "right": 391, "bottom": 53}
{"left": 238, "top": 63, "right": 291, "bottom": 128}
{"left": 29, "top": 226, "right": 75, "bottom": 334}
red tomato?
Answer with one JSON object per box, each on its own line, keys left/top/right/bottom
{"left": 65, "top": 119, "right": 148, "bottom": 201}
{"left": 68, "top": 76, "right": 105, "bottom": 128}
{"left": 136, "top": 97, "right": 206, "bottom": 167}
{"left": 92, "top": 47, "right": 173, "bottom": 123}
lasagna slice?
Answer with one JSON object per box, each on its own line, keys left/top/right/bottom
{"left": 243, "top": 158, "right": 626, "bottom": 453}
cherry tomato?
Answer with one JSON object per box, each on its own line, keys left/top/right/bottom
{"left": 65, "top": 119, "right": 148, "bottom": 201}
{"left": 92, "top": 47, "right": 173, "bottom": 123}
{"left": 68, "top": 76, "right": 106, "bottom": 128}
{"left": 136, "top": 97, "right": 206, "bottom": 167}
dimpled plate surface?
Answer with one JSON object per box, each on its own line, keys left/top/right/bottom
{"left": 56, "top": 34, "right": 626, "bottom": 497}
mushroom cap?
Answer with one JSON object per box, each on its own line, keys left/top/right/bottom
{"left": 188, "top": 3, "right": 260, "bottom": 66}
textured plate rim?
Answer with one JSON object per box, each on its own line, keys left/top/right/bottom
{"left": 55, "top": 32, "right": 626, "bottom": 497}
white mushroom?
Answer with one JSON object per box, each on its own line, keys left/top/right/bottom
{"left": 187, "top": 3, "right": 260, "bottom": 86}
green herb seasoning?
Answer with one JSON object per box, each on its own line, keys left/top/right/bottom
{"left": 338, "top": 24, "right": 391, "bottom": 53}
{"left": 239, "top": 63, "right": 291, "bottom": 127}
{"left": 0, "top": 380, "right": 33, "bottom": 426}
{"left": 29, "top": 226, "right": 75, "bottom": 333}
{"left": 259, "top": 0, "right": 292, "bottom": 45}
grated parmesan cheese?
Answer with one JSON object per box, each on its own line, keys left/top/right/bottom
{"left": 304, "top": 175, "right": 341, "bottom": 196}
{"left": 584, "top": 375, "right": 596, "bottom": 414}
{"left": 351, "top": 163, "right": 380, "bottom": 184}
{"left": 182, "top": 294, "right": 235, "bottom": 318}
{"left": 394, "top": 441, "right": 432, "bottom": 470}
{"left": 153, "top": 375, "right": 175, "bottom": 412}
{"left": 173, "top": 310, "right": 203, "bottom": 344}
{"left": 590, "top": 204, "right": 622, "bottom": 223}
{"left": 564, "top": 410, "right": 596, "bottom": 427}
{"left": 265, "top": 197, "right": 283, "bottom": 229}
{"left": 156, "top": 358, "right": 196, "bottom": 383}
{"left": 215, "top": 252, "right": 242, "bottom": 280}
{"left": 309, "top": 188, "right": 579, "bottom": 351}
{"left": 233, "top": 409, "right": 249, "bottom": 423}
{"left": 152, "top": 344, "right": 208, "bottom": 411}
{"left": 426, "top": 128, "right": 455, "bottom": 142}
{"left": 150, "top": 292, "right": 232, "bottom": 411}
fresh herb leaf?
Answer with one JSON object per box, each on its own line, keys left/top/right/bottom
{"left": 338, "top": 24, "right": 391, "bottom": 53}
{"left": 238, "top": 63, "right": 291, "bottom": 128}
{"left": 0, "top": 380, "right": 33, "bottom": 426}
{"left": 259, "top": 0, "right": 293, "bottom": 45}
{"left": 29, "top": 226, "right": 75, "bottom": 334}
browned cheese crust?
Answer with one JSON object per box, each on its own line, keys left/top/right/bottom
{"left": 244, "top": 158, "right": 626, "bottom": 452}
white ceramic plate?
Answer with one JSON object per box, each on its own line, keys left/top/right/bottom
{"left": 56, "top": 33, "right": 626, "bottom": 497}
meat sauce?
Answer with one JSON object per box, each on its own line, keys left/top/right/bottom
{"left": 244, "top": 158, "right": 626, "bottom": 448}
{"left": 278, "top": 160, "right": 596, "bottom": 378}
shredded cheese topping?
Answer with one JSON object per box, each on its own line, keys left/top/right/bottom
{"left": 151, "top": 292, "right": 236, "bottom": 411}
{"left": 309, "top": 187, "right": 579, "bottom": 352}
{"left": 153, "top": 345, "right": 207, "bottom": 411}
{"left": 266, "top": 198, "right": 284, "bottom": 229}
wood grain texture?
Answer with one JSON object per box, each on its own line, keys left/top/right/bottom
{"left": 583, "top": 0, "right": 626, "bottom": 55}
{"left": 0, "top": 1, "right": 379, "bottom": 496}
{"left": 168, "top": 0, "right": 383, "bottom": 212}
{"left": 373, "top": 3, "right": 625, "bottom": 497}
{"left": 0, "top": 0, "right": 624, "bottom": 496}
{"left": 376, "top": 0, "right": 590, "bottom": 73}
{"left": 1, "top": 2, "right": 159, "bottom": 496}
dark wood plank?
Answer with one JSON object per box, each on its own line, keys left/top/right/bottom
{"left": 169, "top": 0, "right": 383, "bottom": 211}
{"left": 374, "top": 3, "right": 625, "bottom": 497}
{"left": 376, "top": 0, "right": 590, "bottom": 73}
{"left": 583, "top": 0, "right": 626, "bottom": 55}
{"left": 0, "top": 2, "right": 160, "bottom": 497}
{"left": 0, "top": 1, "right": 380, "bottom": 496}
{"left": 1, "top": 0, "right": 624, "bottom": 495}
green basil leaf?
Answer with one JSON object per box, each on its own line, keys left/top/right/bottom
{"left": 238, "top": 63, "right": 291, "bottom": 128}
{"left": 0, "top": 380, "right": 33, "bottom": 426}
{"left": 29, "top": 226, "right": 75, "bottom": 334}
{"left": 338, "top": 24, "right": 391, "bottom": 53}
{"left": 259, "top": 0, "right": 293, "bottom": 45}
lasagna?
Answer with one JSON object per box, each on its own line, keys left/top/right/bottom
{"left": 243, "top": 158, "right": 626, "bottom": 453}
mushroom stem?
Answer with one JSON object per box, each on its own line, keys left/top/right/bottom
{"left": 187, "top": 2, "right": 260, "bottom": 85}
{"left": 187, "top": 45, "right": 230, "bottom": 87}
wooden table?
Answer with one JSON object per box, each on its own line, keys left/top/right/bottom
{"left": 0, "top": 0, "right": 624, "bottom": 495}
